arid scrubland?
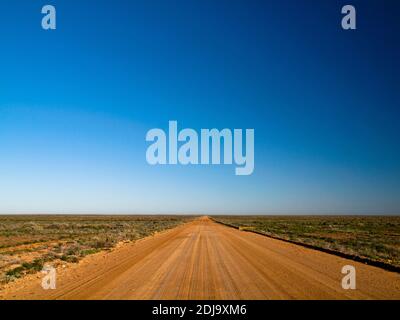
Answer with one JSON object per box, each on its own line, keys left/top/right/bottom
{"left": 213, "top": 216, "right": 400, "bottom": 268}
{"left": 0, "top": 215, "right": 194, "bottom": 284}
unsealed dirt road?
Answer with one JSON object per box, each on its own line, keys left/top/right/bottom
{"left": 1, "top": 216, "right": 399, "bottom": 299}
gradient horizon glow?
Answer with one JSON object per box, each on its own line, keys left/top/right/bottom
{"left": 1, "top": 0, "right": 399, "bottom": 214}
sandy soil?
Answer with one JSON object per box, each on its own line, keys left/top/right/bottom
{"left": 1, "top": 216, "right": 399, "bottom": 300}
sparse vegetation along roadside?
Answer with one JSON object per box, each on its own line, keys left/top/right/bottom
{"left": 0, "top": 215, "right": 195, "bottom": 284}
{"left": 212, "top": 215, "right": 400, "bottom": 269}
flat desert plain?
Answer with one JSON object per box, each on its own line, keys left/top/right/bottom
{"left": 1, "top": 216, "right": 399, "bottom": 300}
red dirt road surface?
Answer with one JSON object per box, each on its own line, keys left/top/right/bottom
{"left": 1, "top": 216, "right": 399, "bottom": 300}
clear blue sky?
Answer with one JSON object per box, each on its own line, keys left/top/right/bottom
{"left": 1, "top": 0, "right": 399, "bottom": 214}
